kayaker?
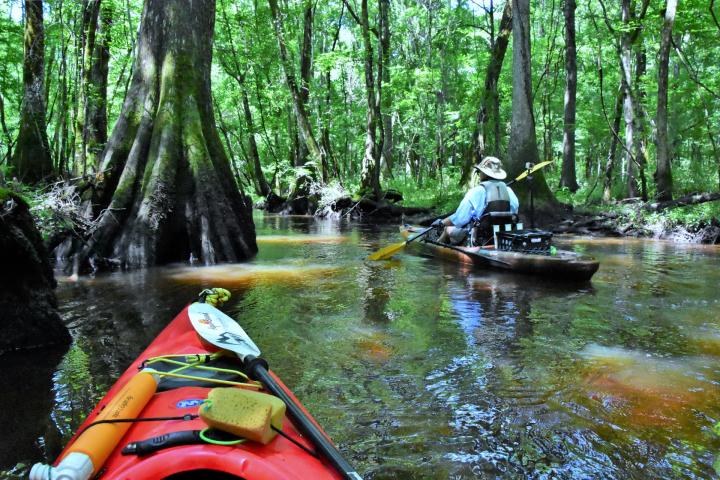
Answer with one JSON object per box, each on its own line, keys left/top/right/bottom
{"left": 432, "top": 156, "right": 519, "bottom": 245}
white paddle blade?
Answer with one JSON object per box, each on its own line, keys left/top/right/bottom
{"left": 188, "top": 302, "right": 261, "bottom": 359}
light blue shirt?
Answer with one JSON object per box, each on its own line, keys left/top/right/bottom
{"left": 448, "top": 184, "right": 519, "bottom": 227}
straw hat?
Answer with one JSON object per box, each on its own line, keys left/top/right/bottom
{"left": 474, "top": 156, "right": 507, "bottom": 180}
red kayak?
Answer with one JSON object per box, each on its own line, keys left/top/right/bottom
{"left": 30, "top": 294, "right": 358, "bottom": 480}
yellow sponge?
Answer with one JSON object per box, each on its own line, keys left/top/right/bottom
{"left": 199, "top": 388, "right": 286, "bottom": 444}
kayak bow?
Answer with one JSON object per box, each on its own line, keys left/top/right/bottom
{"left": 31, "top": 293, "right": 359, "bottom": 480}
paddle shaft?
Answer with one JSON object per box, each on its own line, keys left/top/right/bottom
{"left": 244, "top": 356, "right": 362, "bottom": 480}
{"left": 406, "top": 226, "right": 434, "bottom": 244}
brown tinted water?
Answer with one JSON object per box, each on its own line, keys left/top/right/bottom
{"left": 2, "top": 214, "right": 719, "bottom": 479}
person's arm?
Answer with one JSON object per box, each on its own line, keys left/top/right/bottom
{"left": 446, "top": 195, "right": 474, "bottom": 227}
{"left": 507, "top": 187, "right": 520, "bottom": 214}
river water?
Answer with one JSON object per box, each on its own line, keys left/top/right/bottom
{"left": 2, "top": 213, "right": 719, "bottom": 479}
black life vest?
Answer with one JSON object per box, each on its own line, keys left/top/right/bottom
{"left": 480, "top": 180, "right": 511, "bottom": 216}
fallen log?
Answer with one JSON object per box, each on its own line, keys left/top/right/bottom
{"left": 644, "top": 192, "right": 720, "bottom": 212}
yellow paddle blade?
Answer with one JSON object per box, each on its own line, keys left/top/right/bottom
{"left": 367, "top": 241, "right": 407, "bottom": 261}
{"left": 514, "top": 160, "right": 553, "bottom": 182}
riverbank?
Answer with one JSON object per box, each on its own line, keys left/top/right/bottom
{"left": 553, "top": 198, "right": 720, "bottom": 244}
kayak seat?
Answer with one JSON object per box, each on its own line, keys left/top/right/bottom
{"left": 470, "top": 212, "right": 522, "bottom": 248}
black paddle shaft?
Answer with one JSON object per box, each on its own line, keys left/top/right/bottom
{"left": 244, "top": 356, "right": 363, "bottom": 480}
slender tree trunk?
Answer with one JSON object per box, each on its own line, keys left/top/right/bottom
{"left": 633, "top": 46, "right": 649, "bottom": 201}
{"left": 267, "top": 0, "right": 324, "bottom": 176}
{"left": 466, "top": 0, "right": 512, "bottom": 184}
{"left": 560, "top": 0, "right": 578, "bottom": 191}
{"left": 322, "top": 4, "right": 345, "bottom": 181}
{"left": 70, "top": 0, "right": 256, "bottom": 272}
{"left": 11, "top": 0, "right": 53, "bottom": 183}
{"left": 603, "top": 90, "right": 623, "bottom": 202}
{"left": 508, "top": 0, "right": 555, "bottom": 203}
{"left": 85, "top": 1, "right": 112, "bottom": 173}
{"left": 0, "top": 94, "right": 12, "bottom": 164}
{"left": 655, "top": 0, "right": 677, "bottom": 201}
{"left": 379, "top": 0, "right": 393, "bottom": 176}
{"left": 239, "top": 77, "right": 270, "bottom": 196}
{"left": 218, "top": 4, "right": 271, "bottom": 197}
{"left": 359, "top": 0, "right": 381, "bottom": 198}
{"left": 296, "top": 1, "right": 313, "bottom": 170}
{"left": 74, "top": 0, "right": 102, "bottom": 176}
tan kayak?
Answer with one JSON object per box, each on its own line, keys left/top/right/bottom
{"left": 400, "top": 225, "right": 599, "bottom": 281}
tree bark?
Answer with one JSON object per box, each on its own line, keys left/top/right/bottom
{"left": 602, "top": 90, "right": 623, "bottom": 202}
{"left": 633, "top": 46, "right": 649, "bottom": 201}
{"left": 655, "top": 0, "right": 677, "bottom": 201}
{"left": 619, "top": 0, "right": 638, "bottom": 198}
{"left": 74, "top": 0, "right": 102, "bottom": 175}
{"left": 267, "top": 0, "right": 324, "bottom": 175}
{"left": 0, "top": 94, "right": 12, "bottom": 164}
{"left": 84, "top": 0, "right": 112, "bottom": 173}
{"left": 0, "top": 192, "right": 70, "bottom": 352}
{"left": 508, "top": 0, "right": 555, "bottom": 204}
{"left": 11, "top": 0, "right": 53, "bottom": 183}
{"left": 69, "top": 0, "right": 257, "bottom": 272}
{"left": 465, "top": 0, "right": 513, "bottom": 185}
{"left": 297, "top": 1, "right": 314, "bottom": 172}
{"left": 560, "top": 0, "right": 578, "bottom": 191}
{"left": 359, "top": 0, "right": 381, "bottom": 198}
{"left": 378, "top": 0, "right": 393, "bottom": 176}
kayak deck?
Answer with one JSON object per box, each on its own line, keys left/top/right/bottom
{"left": 55, "top": 306, "right": 342, "bottom": 480}
{"left": 401, "top": 226, "right": 599, "bottom": 281}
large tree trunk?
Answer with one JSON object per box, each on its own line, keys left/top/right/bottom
{"left": 11, "top": 0, "right": 53, "bottom": 183}
{"left": 507, "top": 0, "right": 555, "bottom": 204}
{"left": 359, "top": 0, "right": 381, "bottom": 198}
{"left": 655, "top": 0, "right": 677, "bottom": 201}
{"left": 70, "top": 0, "right": 256, "bottom": 272}
{"left": 0, "top": 192, "right": 70, "bottom": 352}
{"left": 560, "top": 0, "right": 578, "bottom": 192}
{"left": 465, "top": 0, "right": 513, "bottom": 185}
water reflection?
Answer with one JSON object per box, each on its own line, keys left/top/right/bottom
{"left": 4, "top": 214, "right": 720, "bottom": 479}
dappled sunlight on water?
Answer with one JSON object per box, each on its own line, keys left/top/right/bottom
{"left": 167, "top": 263, "right": 342, "bottom": 288}
{"left": 6, "top": 213, "right": 720, "bottom": 479}
{"left": 579, "top": 344, "right": 720, "bottom": 432}
{"left": 256, "top": 234, "right": 349, "bottom": 244}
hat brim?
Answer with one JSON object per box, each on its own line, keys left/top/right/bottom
{"left": 475, "top": 165, "right": 507, "bottom": 180}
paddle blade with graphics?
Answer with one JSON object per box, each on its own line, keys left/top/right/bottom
{"left": 506, "top": 160, "right": 553, "bottom": 185}
{"left": 190, "top": 301, "right": 363, "bottom": 480}
{"left": 189, "top": 302, "right": 261, "bottom": 359}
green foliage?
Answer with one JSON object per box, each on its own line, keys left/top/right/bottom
{"left": 386, "top": 167, "right": 465, "bottom": 212}
{"left": 0, "top": 0, "right": 716, "bottom": 224}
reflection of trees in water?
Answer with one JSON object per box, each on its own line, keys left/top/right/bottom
{"left": 0, "top": 347, "right": 66, "bottom": 469}
{"left": 359, "top": 261, "right": 394, "bottom": 323}
{"left": 435, "top": 261, "right": 617, "bottom": 477}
